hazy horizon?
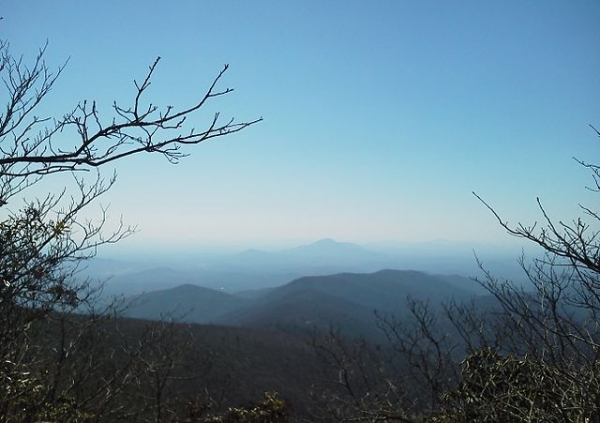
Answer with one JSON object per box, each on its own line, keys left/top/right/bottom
{"left": 6, "top": 1, "right": 599, "bottom": 252}
{"left": 95, "top": 236, "right": 532, "bottom": 269}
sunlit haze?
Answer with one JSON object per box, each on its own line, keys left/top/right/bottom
{"left": 5, "top": 1, "right": 600, "bottom": 254}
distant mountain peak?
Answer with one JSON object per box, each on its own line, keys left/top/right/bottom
{"left": 283, "top": 238, "right": 365, "bottom": 254}
{"left": 299, "top": 238, "right": 360, "bottom": 248}
{"left": 239, "top": 248, "right": 266, "bottom": 255}
{"left": 310, "top": 238, "right": 342, "bottom": 246}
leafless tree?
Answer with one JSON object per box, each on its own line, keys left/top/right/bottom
{"left": 311, "top": 127, "right": 600, "bottom": 422}
{"left": 0, "top": 36, "right": 260, "bottom": 422}
{"left": 308, "top": 326, "right": 421, "bottom": 422}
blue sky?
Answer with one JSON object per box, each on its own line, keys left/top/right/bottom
{"left": 4, "top": 1, "right": 600, "bottom": 252}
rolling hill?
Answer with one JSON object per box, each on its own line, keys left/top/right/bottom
{"left": 124, "top": 284, "right": 250, "bottom": 323}
{"left": 122, "top": 268, "right": 482, "bottom": 339}
{"left": 218, "top": 269, "right": 477, "bottom": 338}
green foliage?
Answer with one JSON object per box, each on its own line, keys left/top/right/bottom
{"left": 0, "top": 204, "right": 78, "bottom": 310}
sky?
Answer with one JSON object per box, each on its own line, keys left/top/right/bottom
{"left": 4, "top": 1, "right": 600, "bottom": 253}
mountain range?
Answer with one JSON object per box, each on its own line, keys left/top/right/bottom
{"left": 123, "top": 268, "right": 482, "bottom": 339}
{"left": 93, "top": 238, "right": 517, "bottom": 297}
